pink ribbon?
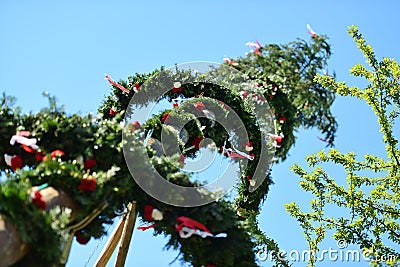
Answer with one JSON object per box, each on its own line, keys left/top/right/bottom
{"left": 223, "top": 147, "right": 254, "bottom": 160}
{"left": 105, "top": 74, "right": 130, "bottom": 94}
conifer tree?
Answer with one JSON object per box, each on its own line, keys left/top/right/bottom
{"left": 286, "top": 26, "right": 400, "bottom": 267}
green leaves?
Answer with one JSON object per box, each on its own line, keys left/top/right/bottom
{"left": 287, "top": 26, "right": 400, "bottom": 266}
{"left": 0, "top": 178, "right": 63, "bottom": 266}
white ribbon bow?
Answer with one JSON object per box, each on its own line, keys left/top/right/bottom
{"left": 10, "top": 135, "right": 39, "bottom": 150}
{"left": 178, "top": 226, "right": 227, "bottom": 239}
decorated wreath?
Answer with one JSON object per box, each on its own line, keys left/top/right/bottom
{"left": 0, "top": 31, "right": 336, "bottom": 267}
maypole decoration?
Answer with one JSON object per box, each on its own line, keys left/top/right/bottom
{"left": 0, "top": 26, "right": 336, "bottom": 267}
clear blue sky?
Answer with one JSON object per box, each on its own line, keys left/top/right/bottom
{"left": 1, "top": 1, "right": 399, "bottom": 266}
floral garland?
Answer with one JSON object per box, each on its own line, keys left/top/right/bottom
{"left": 0, "top": 32, "right": 337, "bottom": 267}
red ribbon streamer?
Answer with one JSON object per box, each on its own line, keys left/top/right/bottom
{"left": 105, "top": 74, "right": 130, "bottom": 94}
{"left": 137, "top": 223, "right": 156, "bottom": 231}
{"left": 226, "top": 150, "right": 248, "bottom": 159}
{"left": 175, "top": 216, "right": 211, "bottom": 233}
{"left": 317, "top": 136, "right": 331, "bottom": 144}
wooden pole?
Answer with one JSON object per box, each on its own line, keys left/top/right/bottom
{"left": 62, "top": 201, "right": 109, "bottom": 265}
{"left": 114, "top": 202, "right": 137, "bottom": 267}
{"left": 94, "top": 217, "right": 125, "bottom": 267}
{"left": 93, "top": 202, "right": 137, "bottom": 267}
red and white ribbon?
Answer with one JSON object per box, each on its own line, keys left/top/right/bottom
{"left": 223, "top": 146, "right": 254, "bottom": 160}
{"left": 223, "top": 57, "right": 239, "bottom": 66}
{"left": 133, "top": 82, "right": 141, "bottom": 93}
{"left": 251, "top": 94, "right": 266, "bottom": 104}
{"left": 175, "top": 216, "right": 227, "bottom": 239}
{"left": 137, "top": 205, "right": 163, "bottom": 231}
{"left": 268, "top": 133, "right": 284, "bottom": 148}
{"left": 307, "top": 24, "right": 318, "bottom": 37}
{"left": 279, "top": 116, "right": 286, "bottom": 124}
{"left": 105, "top": 74, "right": 130, "bottom": 94}
{"left": 247, "top": 175, "right": 256, "bottom": 187}
{"left": 10, "top": 135, "right": 39, "bottom": 150}
{"left": 178, "top": 226, "right": 228, "bottom": 239}
{"left": 246, "top": 40, "right": 262, "bottom": 55}
{"left": 245, "top": 41, "right": 261, "bottom": 49}
{"left": 172, "top": 82, "right": 183, "bottom": 92}
{"left": 244, "top": 141, "right": 253, "bottom": 152}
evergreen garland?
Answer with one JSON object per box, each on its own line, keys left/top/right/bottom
{"left": 0, "top": 34, "right": 336, "bottom": 266}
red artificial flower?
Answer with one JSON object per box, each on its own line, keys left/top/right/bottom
{"left": 78, "top": 176, "right": 96, "bottom": 192}
{"left": 218, "top": 146, "right": 224, "bottom": 153}
{"left": 75, "top": 231, "right": 91, "bottom": 245}
{"left": 246, "top": 175, "right": 252, "bottom": 181}
{"left": 173, "top": 102, "right": 179, "bottom": 108}
{"left": 10, "top": 155, "right": 23, "bottom": 171}
{"left": 35, "top": 151, "right": 45, "bottom": 161}
{"left": 51, "top": 150, "right": 65, "bottom": 159}
{"left": 32, "top": 191, "right": 46, "bottom": 210}
{"left": 279, "top": 116, "right": 286, "bottom": 123}
{"left": 191, "top": 136, "right": 204, "bottom": 150}
{"left": 275, "top": 136, "right": 283, "bottom": 146}
{"left": 178, "top": 154, "right": 186, "bottom": 164}
{"left": 257, "top": 95, "right": 266, "bottom": 103}
{"left": 241, "top": 90, "right": 249, "bottom": 99}
{"left": 143, "top": 205, "right": 154, "bottom": 221}
{"left": 84, "top": 158, "right": 97, "bottom": 170}
{"left": 194, "top": 102, "right": 205, "bottom": 112}
{"left": 133, "top": 82, "right": 141, "bottom": 92}
{"left": 109, "top": 108, "right": 118, "bottom": 117}
{"left": 217, "top": 100, "right": 228, "bottom": 110}
{"left": 270, "top": 135, "right": 283, "bottom": 147}
{"left": 194, "top": 92, "right": 204, "bottom": 98}
{"left": 172, "top": 86, "right": 183, "bottom": 93}
{"left": 172, "top": 82, "right": 183, "bottom": 92}
{"left": 161, "top": 113, "right": 172, "bottom": 124}
{"left": 131, "top": 120, "right": 141, "bottom": 130}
